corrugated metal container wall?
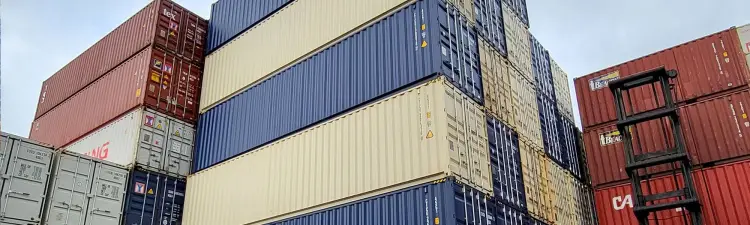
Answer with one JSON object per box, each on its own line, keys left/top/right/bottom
{"left": 550, "top": 173, "right": 573, "bottom": 225}
{"left": 0, "top": 133, "right": 55, "bottom": 225}
{"left": 584, "top": 89, "right": 750, "bottom": 186}
{"left": 593, "top": 159, "right": 750, "bottom": 225}
{"left": 502, "top": 2, "right": 532, "bottom": 81}
{"left": 739, "top": 24, "right": 750, "bottom": 73}
{"left": 502, "top": 0, "right": 528, "bottom": 27}
{"left": 185, "top": 79, "right": 492, "bottom": 225}
{"left": 481, "top": 38, "right": 517, "bottom": 129}
{"left": 205, "top": 0, "right": 292, "bottom": 54}
{"left": 519, "top": 140, "right": 544, "bottom": 221}
{"left": 575, "top": 28, "right": 750, "bottom": 128}
{"left": 474, "top": 0, "right": 508, "bottom": 56}
{"left": 63, "top": 107, "right": 195, "bottom": 177}
{"left": 446, "top": 0, "right": 475, "bottom": 24}
{"left": 264, "top": 180, "right": 498, "bottom": 225}
{"left": 194, "top": 0, "right": 483, "bottom": 171}
{"left": 514, "top": 74, "right": 543, "bottom": 147}
{"left": 530, "top": 35, "right": 554, "bottom": 99}
{"left": 559, "top": 118, "right": 581, "bottom": 179}
{"left": 35, "top": 0, "right": 207, "bottom": 119}
{"left": 550, "top": 60, "right": 574, "bottom": 122}
{"left": 123, "top": 168, "right": 186, "bottom": 225}
{"left": 30, "top": 47, "right": 202, "bottom": 147}
{"left": 537, "top": 94, "right": 565, "bottom": 167}
{"left": 571, "top": 179, "right": 596, "bottom": 225}
{"left": 200, "top": 0, "right": 415, "bottom": 112}
{"left": 487, "top": 117, "right": 526, "bottom": 211}
{"left": 43, "top": 151, "right": 129, "bottom": 225}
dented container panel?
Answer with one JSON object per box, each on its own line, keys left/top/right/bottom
{"left": 0, "top": 133, "right": 55, "bottom": 225}
{"left": 185, "top": 79, "right": 492, "bottom": 225}
{"left": 195, "top": 0, "right": 483, "bottom": 171}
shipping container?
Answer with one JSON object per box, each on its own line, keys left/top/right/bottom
{"left": 261, "top": 179, "right": 506, "bottom": 225}
{"left": 546, "top": 162, "right": 570, "bottom": 224}
{"left": 30, "top": 46, "right": 202, "bottom": 148}
{"left": 35, "top": 0, "right": 207, "bottom": 119}
{"left": 559, "top": 117, "right": 582, "bottom": 179}
{"left": 593, "top": 159, "right": 750, "bottom": 225}
{"left": 519, "top": 139, "right": 545, "bottom": 221}
{"left": 501, "top": 0, "right": 528, "bottom": 27}
{"left": 200, "top": 0, "right": 419, "bottom": 112}
{"left": 205, "top": 0, "right": 292, "bottom": 54}
{"left": 530, "top": 35, "right": 554, "bottom": 99}
{"left": 550, "top": 59, "right": 575, "bottom": 122}
{"left": 575, "top": 28, "right": 750, "bottom": 128}
{"left": 537, "top": 94, "right": 566, "bottom": 167}
{"left": 186, "top": 78, "right": 492, "bottom": 225}
{"left": 514, "top": 74, "right": 543, "bottom": 147}
{"left": 43, "top": 150, "right": 129, "bottom": 225}
{"left": 447, "top": 0, "right": 476, "bottom": 24}
{"left": 481, "top": 38, "right": 517, "bottom": 129}
{"left": 194, "top": 0, "right": 484, "bottom": 171}
{"left": 0, "top": 133, "right": 55, "bottom": 225}
{"left": 123, "top": 168, "right": 186, "bottom": 225}
{"left": 739, "top": 24, "right": 750, "bottom": 69}
{"left": 584, "top": 89, "right": 750, "bottom": 186}
{"left": 62, "top": 107, "right": 194, "bottom": 177}
{"left": 571, "top": 178, "right": 597, "bottom": 225}
{"left": 487, "top": 116, "right": 526, "bottom": 211}
{"left": 503, "top": 2, "right": 532, "bottom": 81}
{"left": 474, "top": 0, "right": 508, "bottom": 57}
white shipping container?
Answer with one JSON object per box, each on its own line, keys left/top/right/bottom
{"left": 200, "top": 0, "right": 413, "bottom": 113}
{"left": 184, "top": 77, "right": 492, "bottom": 225}
{"left": 502, "top": 1, "right": 532, "bottom": 81}
{"left": 550, "top": 59, "right": 574, "bottom": 122}
{"left": 63, "top": 107, "right": 194, "bottom": 177}
{"left": 738, "top": 24, "right": 750, "bottom": 70}
{"left": 43, "top": 151, "right": 129, "bottom": 225}
{"left": 480, "top": 38, "right": 517, "bottom": 129}
{"left": 513, "top": 70, "right": 543, "bottom": 147}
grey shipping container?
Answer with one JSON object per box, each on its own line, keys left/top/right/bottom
{"left": 0, "top": 133, "right": 55, "bottom": 225}
{"left": 194, "top": 0, "right": 484, "bottom": 172}
{"left": 42, "top": 151, "right": 129, "bottom": 225}
{"left": 265, "top": 179, "right": 528, "bottom": 225}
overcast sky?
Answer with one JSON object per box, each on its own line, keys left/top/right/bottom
{"left": 2, "top": 0, "right": 749, "bottom": 137}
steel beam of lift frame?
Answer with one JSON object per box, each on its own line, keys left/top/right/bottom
{"left": 608, "top": 67, "right": 702, "bottom": 225}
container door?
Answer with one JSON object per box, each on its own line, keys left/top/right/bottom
{"left": 155, "top": 175, "right": 186, "bottom": 225}
{"left": 137, "top": 110, "right": 168, "bottom": 171}
{"left": 443, "top": 87, "right": 472, "bottom": 185}
{"left": 85, "top": 163, "right": 127, "bottom": 225}
{"left": 124, "top": 170, "right": 186, "bottom": 225}
{"left": 0, "top": 139, "right": 53, "bottom": 223}
{"left": 464, "top": 97, "right": 492, "bottom": 194}
{"left": 45, "top": 154, "right": 95, "bottom": 225}
{"left": 164, "top": 119, "right": 194, "bottom": 177}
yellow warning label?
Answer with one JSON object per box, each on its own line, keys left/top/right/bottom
{"left": 434, "top": 217, "right": 440, "bottom": 224}
{"left": 421, "top": 24, "right": 426, "bottom": 30}
{"left": 743, "top": 113, "right": 747, "bottom": 119}
{"left": 175, "top": 131, "right": 181, "bottom": 137}
{"left": 421, "top": 40, "right": 428, "bottom": 48}
{"left": 426, "top": 130, "right": 434, "bottom": 139}
{"left": 136, "top": 88, "right": 142, "bottom": 97}
{"left": 426, "top": 112, "right": 431, "bottom": 118}
{"left": 723, "top": 52, "right": 728, "bottom": 57}
{"left": 157, "top": 124, "right": 163, "bottom": 130}
{"left": 147, "top": 189, "right": 154, "bottom": 195}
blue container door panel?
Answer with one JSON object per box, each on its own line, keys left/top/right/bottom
{"left": 502, "top": 0, "right": 528, "bottom": 27}
{"left": 487, "top": 117, "right": 526, "bottom": 211}
{"left": 496, "top": 203, "right": 526, "bottom": 225}
{"left": 536, "top": 95, "right": 567, "bottom": 167}
{"left": 530, "top": 35, "right": 555, "bottom": 100}
{"left": 206, "top": 0, "right": 293, "bottom": 54}
{"left": 124, "top": 169, "right": 186, "bottom": 225}
{"left": 194, "top": 0, "right": 484, "bottom": 172}
{"left": 474, "top": 0, "right": 508, "bottom": 57}
{"left": 558, "top": 117, "right": 581, "bottom": 179}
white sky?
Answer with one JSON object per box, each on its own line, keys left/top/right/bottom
{"left": 2, "top": 0, "right": 749, "bottom": 137}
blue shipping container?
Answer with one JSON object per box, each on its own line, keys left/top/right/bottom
{"left": 536, "top": 94, "right": 567, "bottom": 168}
{"left": 487, "top": 116, "right": 526, "bottom": 212}
{"left": 474, "top": 0, "right": 508, "bottom": 57}
{"left": 205, "top": 0, "right": 293, "bottom": 54}
{"left": 502, "top": 0, "right": 528, "bottom": 27}
{"left": 558, "top": 117, "right": 582, "bottom": 180}
{"left": 267, "top": 179, "right": 529, "bottom": 225}
{"left": 194, "top": 0, "right": 483, "bottom": 172}
{"left": 530, "top": 35, "right": 554, "bottom": 100}
{"left": 124, "top": 168, "right": 186, "bottom": 225}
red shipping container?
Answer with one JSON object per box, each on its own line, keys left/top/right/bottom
{"left": 35, "top": 0, "right": 207, "bottom": 119}
{"left": 29, "top": 46, "right": 202, "bottom": 147}
{"left": 584, "top": 89, "right": 750, "bottom": 186}
{"left": 575, "top": 28, "right": 750, "bottom": 128}
{"left": 593, "top": 159, "right": 750, "bottom": 225}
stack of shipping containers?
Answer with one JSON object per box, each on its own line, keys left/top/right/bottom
{"left": 575, "top": 24, "right": 750, "bottom": 225}
{"left": 183, "top": 0, "right": 595, "bottom": 225}
{"left": 11, "top": 1, "right": 209, "bottom": 224}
